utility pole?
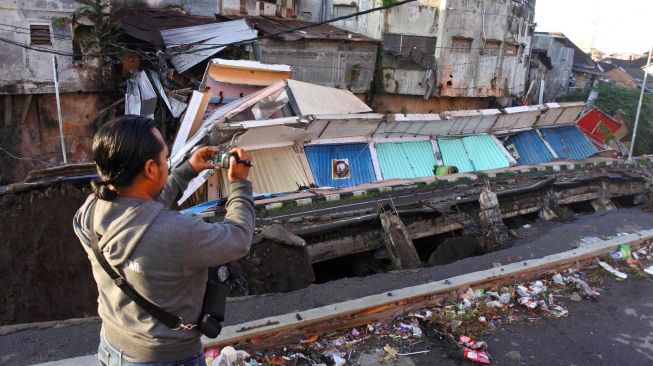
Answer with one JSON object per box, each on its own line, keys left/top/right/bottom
{"left": 52, "top": 55, "right": 67, "bottom": 164}
{"left": 628, "top": 46, "right": 653, "bottom": 161}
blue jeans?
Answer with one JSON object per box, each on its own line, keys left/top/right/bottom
{"left": 98, "top": 332, "right": 206, "bottom": 366}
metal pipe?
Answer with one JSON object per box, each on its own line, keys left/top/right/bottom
{"left": 52, "top": 56, "right": 67, "bottom": 164}
{"left": 628, "top": 45, "right": 653, "bottom": 161}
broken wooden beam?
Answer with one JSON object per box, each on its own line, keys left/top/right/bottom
{"left": 380, "top": 210, "right": 421, "bottom": 270}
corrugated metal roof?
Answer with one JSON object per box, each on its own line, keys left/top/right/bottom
{"left": 460, "top": 135, "right": 511, "bottom": 171}
{"left": 248, "top": 146, "right": 311, "bottom": 194}
{"left": 162, "top": 20, "right": 257, "bottom": 73}
{"left": 375, "top": 141, "right": 436, "bottom": 180}
{"left": 503, "top": 130, "right": 555, "bottom": 165}
{"left": 437, "top": 138, "right": 475, "bottom": 173}
{"left": 540, "top": 125, "right": 600, "bottom": 160}
{"left": 437, "top": 135, "right": 511, "bottom": 173}
{"left": 305, "top": 143, "right": 376, "bottom": 188}
{"left": 576, "top": 108, "right": 628, "bottom": 144}
{"left": 221, "top": 15, "right": 378, "bottom": 43}
{"left": 287, "top": 79, "right": 373, "bottom": 116}
{"left": 113, "top": 8, "right": 217, "bottom": 47}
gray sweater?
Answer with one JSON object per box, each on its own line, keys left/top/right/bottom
{"left": 73, "top": 163, "right": 255, "bottom": 362}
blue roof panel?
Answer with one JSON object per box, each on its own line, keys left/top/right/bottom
{"left": 504, "top": 129, "right": 555, "bottom": 165}
{"left": 540, "top": 125, "right": 599, "bottom": 160}
{"left": 304, "top": 143, "right": 377, "bottom": 188}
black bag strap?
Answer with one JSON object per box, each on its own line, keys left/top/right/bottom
{"left": 88, "top": 199, "right": 186, "bottom": 330}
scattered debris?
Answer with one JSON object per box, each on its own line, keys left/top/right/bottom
{"left": 198, "top": 243, "right": 653, "bottom": 365}
{"left": 598, "top": 260, "right": 628, "bottom": 279}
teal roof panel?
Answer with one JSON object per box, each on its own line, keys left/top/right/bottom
{"left": 376, "top": 141, "right": 436, "bottom": 179}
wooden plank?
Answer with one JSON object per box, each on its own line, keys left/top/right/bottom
{"left": 203, "top": 230, "right": 653, "bottom": 351}
{"left": 380, "top": 211, "right": 421, "bottom": 269}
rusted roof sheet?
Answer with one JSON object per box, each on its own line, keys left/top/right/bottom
{"left": 220, "top": 15, "right": 378, "bottom": 43}
{"left": 112, "top": 8, "right": 217, "bottom": 47}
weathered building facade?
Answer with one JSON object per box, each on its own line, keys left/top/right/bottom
{"left": 529, "top": 33, "right": 573, "bottom": 102}
{"left": 531, "top": 32, "right": 602, "bottom": 102}
{"left": 114, "top": 0, "right": 295, "bottom": 18}
{"left": 296, "top": 0, "right": 537, "bottom": 112}
{"left": 240, "top": 17, "right": 378, "bottom": 94}
{"left": 0, "top": 0, "right": 116, "bottom": 183}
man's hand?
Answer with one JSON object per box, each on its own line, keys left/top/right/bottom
{"left": 228, "top": 148, "right": 251, "bottom": 181}
{"left": 188, "top": 146, "right": 219, "bottom": 173}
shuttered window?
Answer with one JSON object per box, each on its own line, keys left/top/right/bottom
{"left": 451, "top": 37, "right": 472, "bottom": 54}
{"left": 483, "top": 41, "right": 501, "bottom": 56}
{"left": 30, "top": 24, "right": 51, "bottom": 45}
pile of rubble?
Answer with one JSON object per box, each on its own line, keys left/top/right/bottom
{"left": 202, "top": 242, "right": 653, "bottom": 366}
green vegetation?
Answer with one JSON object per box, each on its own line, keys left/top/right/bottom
{"left": 559, "top": 82, "right": 653, "bottom": 154}
{"left": 74, "top": 1, "right": 123, "bottom": 62}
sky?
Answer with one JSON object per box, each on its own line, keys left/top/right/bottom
{"left": 535, "top": 0, "right": 653, "bottom": 55}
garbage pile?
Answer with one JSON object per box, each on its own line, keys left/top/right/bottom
{"left": 201, "top": 271, "right": 610, "bottom": 365}
{"left": 599, "top": 243, "right": 653, "bottom": 279}
{"left": 201, "top": 242, "right": 653, "bottom": 365}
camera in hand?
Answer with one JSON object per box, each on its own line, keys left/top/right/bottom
{"left": 212, "top": 152, "right": 253, "bottom": 169}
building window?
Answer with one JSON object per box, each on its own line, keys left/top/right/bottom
{"left": 505, "top": 43, "right": 519, "bottom": 56}
{"left": 333, "top": 4, "right": 358, "bottom": 18}
{"left": 482, "top": 40, "right": 501, "bottom": 56}
{"left": 451, "top": 37, "right": 472, "bottom": 54}
{"left": 30, "top": 24, "right": 51, "bottom": 45}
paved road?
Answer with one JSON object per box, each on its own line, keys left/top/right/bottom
{"left": 3, "top": 208, "right": 653, "bottom": 365}
{"left": 410, "top": 275, "right": 653, "bottom": 365}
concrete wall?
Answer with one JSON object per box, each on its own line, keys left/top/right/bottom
{"left": 531, "top": 35, "right": 574, "bottom": 101}
{"left": 0, "top": 1, "right": 111, "bottom": 94}
{"left": 257, "top": 39, "right": 378, "bottom": 93}
{"left": 1, "top": 93, "right": 110, "bottom": 183}
{"left": 297, "top": 0, "right": 439, "bottom": 41}
{"left": 435, "top": 0, "right": 534, "bottom": 98}
{"left": 371, "top": 93, "right": 489, "bottom": 113}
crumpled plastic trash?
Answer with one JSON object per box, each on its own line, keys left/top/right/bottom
{"left": 550, "top": 305, "right": 569, "bottom": 317}
{"left": 598, "top": 260, "right": 628, "bottom": 279}
{"left": 399, "top": 323, "right": 423, "bottom": 338}
{"left": 485, "top": 300, "right": 503, "bottom": 309}
{"left": 210, "top": 346, "right": 250, "bottom": 366}
{"left": 552, "top": 273, "right": 566, "bottom": 286}
{"left": 618, "top": 245, "right": 632, "bottom": 259}
{"left": 330, "top": 354, "right": 346, "bottom": 366}
{"left": 518, "top": 297, "right": 538, "bottom": 309}
{"left": 529, "top": 281, "right": 547, "bottom": 295}
{"left": 459, "top": 335, "right": 487, "bottom": 350}
{"left": 645, "top": 266, "right": 653, "bottom": 276}
{"left": 463, "top": 348, "right": 491, "bottom": 364}
{"left": 459, "top": 299, "right": 473, "bottom": 310}
{"left": 566, "top": 276, "right": 599, "bottom": 297}
{"left": 516, "top": 285, "right": 531, "bottom": 298}
{"left": 459, "top": 336, "right": 491, "bottom": 364}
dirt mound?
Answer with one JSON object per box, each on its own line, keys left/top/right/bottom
{"left": 0, "top": 184, "right": 97, "bottom": 325}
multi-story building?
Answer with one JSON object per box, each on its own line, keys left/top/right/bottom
{"left": 296, "top": 0, "right": 537, "bottom": 112}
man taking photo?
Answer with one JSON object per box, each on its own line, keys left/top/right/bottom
{"left": 73, "top": 115, "right": 255, "bottom": 365}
